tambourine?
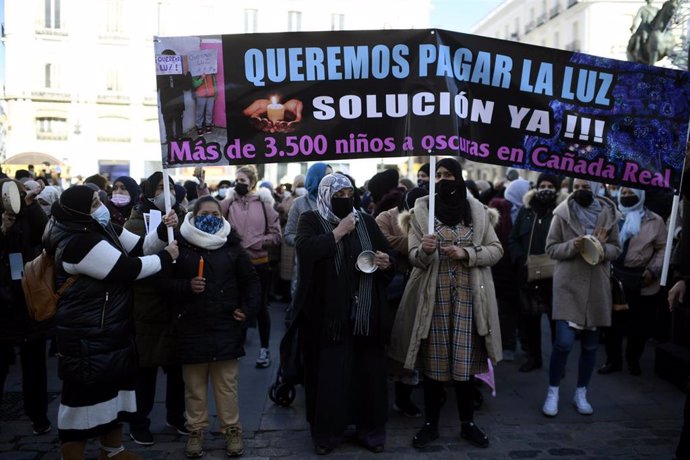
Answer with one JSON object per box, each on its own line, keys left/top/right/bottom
{"left": 1, "top": 181, "right": 21, "bottom": 214}
{"left": 580, "top": 234, "right": 604, "bottom": 266}
{"left": 356, "top": 250, "right": 378, "bottom": 273}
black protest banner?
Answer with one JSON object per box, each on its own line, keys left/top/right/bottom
{"left": 156, "top": 29, "right": 690, "bottom": 190}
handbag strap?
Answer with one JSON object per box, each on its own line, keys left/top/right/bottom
{"left": 526, "top": 211, "right": 538, "bottom": 259}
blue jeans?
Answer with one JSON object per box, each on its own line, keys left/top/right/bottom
{"left": 549, "top": 320, "right": 599, "bottom": 388}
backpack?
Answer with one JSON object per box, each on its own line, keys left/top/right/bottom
{"left": 21, "top": 247, "right": 78, "bottom": 322}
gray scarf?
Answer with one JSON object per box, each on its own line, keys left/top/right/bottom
{"left": 317, "top": 210, "right": 375, "bottom": 336}
{"left": 571, "top": 198, "right": 602, "bottom": 235}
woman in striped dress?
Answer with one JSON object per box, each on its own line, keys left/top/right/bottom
{"left": 390, "top": 158, "right": 503, "bottom": 450}
{"left": 43, "top": 185, "right": 179, "bottom": 459}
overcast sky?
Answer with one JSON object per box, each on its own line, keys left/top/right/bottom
{"left": 430, "top": 0, "right": 505, "bottom": 32}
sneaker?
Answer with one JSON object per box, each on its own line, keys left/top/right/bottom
{"left": 573, "top": 387, "right": 593, "bottom": 415}
{"left": 205, "top": 125, "right": 213, "bottom": 133}
{"left": 460, "top": 421, "right": 489, "bottom": 448}
{"left": 256, "top": 348, "right": 270, "bottom": 368}
{"left": 32, "top": 420, "right": 52, "bottom": 435}
{"left": 542, "top": 386, "right": 559, "bottom": 417}
{"left": 224, "top": 424, "right": 244, "bottom": 457}
{"left": 130, "top": 426, "right": 154, "bottom": 446}
{"left": 196, "top": 127, "right": 204, "bottom": 135}
{"left": 185, "top": 431, "right": 204, "bottom": 458}
{"left": 412, "top": 422, "right": 439, "bottom": 448}
{"left": 166, "top": 419, "right": 191, "bottom": 435}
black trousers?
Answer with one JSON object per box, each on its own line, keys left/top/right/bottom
{"left": 254, "top": 263, "right": 272, "bottom": 348}
{"left": 603, "top": 292, "right": 657, "bottom": 367}
{"left": 0, "top": 338, "right": 49, "bottom": 425}
{"left": 162, "top": 112, "right": 183, "bottom": 141}
{"left": 127, "top": 364, "right": 185, "bottom": 430}
{"left": 422, "top": 377, "right": 474, "bottom": 426}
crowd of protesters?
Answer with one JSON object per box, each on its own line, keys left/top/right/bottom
{"left": 0, "top": 156, "right": 688, "bottom": 459}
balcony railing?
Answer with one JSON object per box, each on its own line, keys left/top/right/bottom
{"left": 525, "top": 21, "right": 535, "bottom": 34}
{"left": 537, "top": 14, "right": 546, "bottom": 26}
{"left": 31, "top": 90, "right": 71, "bottom": 102}
{"left": 568, "top": 0, "right": 578, "bottom": 8}
{"left": 510, "top": 32, "right": 521, "bottom": 41}
{"left": 96, "top": 94, "right": 131, "bottom": 105}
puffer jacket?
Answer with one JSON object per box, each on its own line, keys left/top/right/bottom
{"left": 161, "top": 231, "right": 261, "bottom": 364}
{"left": 44, "top": 220, "right": 151, "bottom": 385}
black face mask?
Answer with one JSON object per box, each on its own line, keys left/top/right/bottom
{"left": 620, "top": 195, "right": 640, "bottom": 208}
{"left": 536, "top": 189, "right": 557, "bottom": 203}
{"left": 331, "top": 196, "right": 353, "bottom": 219}
{"left": 235, "top": 183, "right": 249, "bottom": 196}
{"left": 417, "top": 179, "right": 429, "bottom": 190}
{"left": 572, "top": 189, "right": 594, "bottom": 207}
{"left": 436, "top": 179, "right": 456, "bottom": 199}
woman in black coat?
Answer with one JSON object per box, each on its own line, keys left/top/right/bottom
{"left": 508, "top": 173, "right": 562, "bottom": 372}
{"left": 162, "top": 196, "right": 260, "bottom": 458}
{"left": 294, "top": 173, "right": 395, "bottom": 455}
{"left": 43, "top": 185, "right": 178, "bottom": 459}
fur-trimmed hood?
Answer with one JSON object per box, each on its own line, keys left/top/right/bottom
{"left": 221, "top": 186, "right": 275, "bottom": 207}
{"left": 398, "top": 196, "right": 499, "bottom": 236}
{"left": 522, "top": 189, "right": 569, "bottom": 209}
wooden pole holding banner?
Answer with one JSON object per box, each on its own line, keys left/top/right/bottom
{"left": 427, "top": 154, "right": 436, "bottom": 234}
{"left": 162, "top": 168, "right": 175, "bottom": 244}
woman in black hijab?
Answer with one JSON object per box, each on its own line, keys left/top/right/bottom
{"left": 390, "top": 157, "right": 503, "bottom": 450}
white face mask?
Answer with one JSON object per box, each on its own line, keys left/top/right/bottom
{"left": 295, "top": 187, "right": 307, "bottom": 197}
{"left": 217, "top": 187, "right": 228, "bottom": 198}
{"left": 151, "top": 193, "right": 167, "bottom": 211}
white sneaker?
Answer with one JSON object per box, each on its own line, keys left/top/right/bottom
{"left": 573, "top": 387, "right": 593, "bottom": 415}
{"left": 542, "top": 386, "right": 559, "bottom": 417}
{"left": 256, "top": 348, "right": 270, "bottom": 368}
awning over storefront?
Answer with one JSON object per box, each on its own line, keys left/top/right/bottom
{"left": 3, "top": 152, "right": 63, "bottom": 166}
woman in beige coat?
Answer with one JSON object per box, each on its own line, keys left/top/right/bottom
{"left": 389, "top": 158, "right": 503, "bottom": 449}
{"left": 542, "top": 179, "right": 621, "bottom": 417}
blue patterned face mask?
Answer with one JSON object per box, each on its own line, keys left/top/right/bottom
{"left": 194, "top": 215, "right": 223, "bottom": 234}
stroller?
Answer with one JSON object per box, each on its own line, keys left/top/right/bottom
{"left": 268, "top": 312, "right": 303, "bottom": 407}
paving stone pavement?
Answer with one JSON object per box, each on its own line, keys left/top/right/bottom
{"left": 0, "top": 302, "right": 684, "bottom": 459}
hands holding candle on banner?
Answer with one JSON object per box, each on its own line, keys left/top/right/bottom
{"left": 243, "top": 96, "right": 303, "bottom": 133}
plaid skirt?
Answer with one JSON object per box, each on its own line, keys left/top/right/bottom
{"left": 422, "top": 221, "right": 488, "bottom": 382}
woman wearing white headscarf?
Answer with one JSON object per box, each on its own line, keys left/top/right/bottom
{"left": 37, "top": 186, "right": 61, "bottom": 217}
{"left": 504, "top": 178, "right": 531, "bottom": 224}
{"left": 294, "top": 173, "right": 395, "bottom": 455}
{"left": 599, "top": 188, "right": 666, "bottom": 376}
{"left": 542, "top": 179, "right": 621, "bottom": 417}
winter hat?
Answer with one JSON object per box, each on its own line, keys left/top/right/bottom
{"left": 537, "top": 173, "right": 560, "bottom": 189}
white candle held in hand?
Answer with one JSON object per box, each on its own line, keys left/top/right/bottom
{"left": 267, "top": 96, "right": 285, "bottom": 122}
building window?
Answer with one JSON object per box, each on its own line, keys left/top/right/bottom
{"left": 106, "top": 68, "right": 122, "bottom": 92}
{"left": 44, "top": 63, "right": 60, "bottom": 89}
{"left": 44, "top": 0, "right": 61, "bottom": 28}
{"left": 244, "top": 9, "right": 257, "bottom": 33}
{"left": 288, "top": 11, "right": 301, "bottom": 32}
{"left": 36, "top": 117, "right": 67, "bottom": 137}
{"left": 104, "top": 0, "right": 124, "bottom": 34}
{"left": 331, "top": 13, "right": 344, "bottom": 31}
